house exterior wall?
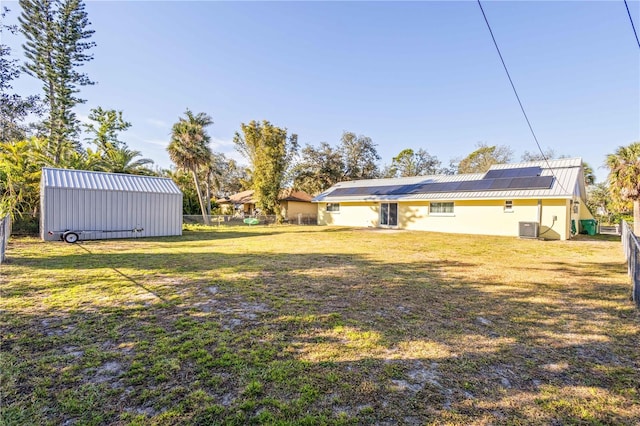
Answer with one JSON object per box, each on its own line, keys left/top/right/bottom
{"left": 317, "top": 199, "right": 571, "bottom": 240}
{"left": 281, "top": 201, "right": 317, "bottom": 222}
{"left": 41, "top": 187, "right": 183, "bottom": 241}
{"left": 317, "top": 202, "right": 380, "bottom": 228}
{"left": 219, "top": 204, "right": 233, "bottom": 215}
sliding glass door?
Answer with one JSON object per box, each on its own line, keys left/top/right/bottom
{"left": 380, "top": 203, "right": 398, "bottom": 227}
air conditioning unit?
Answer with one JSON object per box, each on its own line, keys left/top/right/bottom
{"left": 519, "top": 221, "right": 539, "bottom": 238}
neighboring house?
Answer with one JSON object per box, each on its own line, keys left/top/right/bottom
{"left": 41, "top": 167, "right": 183, "bottom": 242}
{"left": 217, "top": 190, "right": 256, "bottom": 216}
{"left": 313, "top": 158, "right": 594, "bottom": 240}
{"left": 217, "top": 189, "right": 316, "bottom": 223}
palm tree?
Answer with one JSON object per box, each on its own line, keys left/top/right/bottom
{"left": 103, "top": 146, "right": 154, "bottom": 175}
{"left": 167, "top": 110, "right": 213, "bottom": 225}
{"left": 582, "top": 162, "right": 596, "bottom": 186}
{"left": 606, "top": 142, "right": 640, "bottom": 234}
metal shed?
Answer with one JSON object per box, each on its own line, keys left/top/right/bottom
{"left": 41, "top": 168, "right": 183, "bottom": 242}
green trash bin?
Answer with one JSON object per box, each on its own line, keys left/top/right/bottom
{"left": 580, "top": 219, "right": 598, "bottom": 236}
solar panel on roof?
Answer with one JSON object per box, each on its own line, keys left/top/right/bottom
{"left": 408, "top": 182, "right": 462, "bottom": 193}
{"left": 324, "top": 173, "right": 554, "bottom": 198}
{"left": 489, "top": 178, "right": 513, "bottom": 190}
{"left": 484, "top": 166, "right": 542, "bottom": 179}
{"left": 507, "top": 176, "right": 554, "bottom": 189}
{"left": 458, "top": 180, "right": 493, "bottom": 191}
{"left": 484, "top": 169, "right": 503, "bottom": 179}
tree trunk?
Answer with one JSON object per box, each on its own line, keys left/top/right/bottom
{"left": 191, "top": 168, "right": 210, "bottom": 225}
{"left": 634, "top": 199, "right": 640, "bottom": 235}
{"left": 205, "top": 171, "right": 212, "bottom": 217}
{"left": 274, "top": 200, "right": 284, "bottom": 224}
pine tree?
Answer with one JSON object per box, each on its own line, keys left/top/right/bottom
{"left": 19, "top": 0, "right": 95, "bottom": 164}
{"left": 1, "top": 6, "right": 41, "bottom": 143}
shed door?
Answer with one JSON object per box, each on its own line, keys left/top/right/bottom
{"left": 380, "top": 203, "right": 398, "bottom": 227}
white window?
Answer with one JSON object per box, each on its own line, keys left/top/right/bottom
{"left": 430, "top": 202, "right": 454, "bottom": 214}
{"left": 326, "top": 203, "right": 340, "bottom": 212}
{"left": 504, "top": 200, "right": 514, "bottom": 212}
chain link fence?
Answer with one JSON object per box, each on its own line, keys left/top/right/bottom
{"left": 0, "top": 214, "right": 11, "bottom": 265}
{"left": 183, "top": 214, "right": 317, "bottom": 227}
{"left": 621, "top": 220, "right": 639, "bottom": 307}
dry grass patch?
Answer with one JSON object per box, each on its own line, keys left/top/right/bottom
{"left": 1, "top": 226, "right": 638, "bottom": 425}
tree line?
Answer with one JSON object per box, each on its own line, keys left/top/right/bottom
{"left": 1, "top": 1, "right": 638, "bottom": 232}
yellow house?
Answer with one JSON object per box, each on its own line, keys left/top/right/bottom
{"left": 313, "top": 158, "right": 594, "bottom": 240}
{"left": 217, "top": 189, "right": 317, "bottom": 223}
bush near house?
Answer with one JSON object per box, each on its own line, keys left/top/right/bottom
{"left": 2, "top": 227, "right": 638, "bottom": 425}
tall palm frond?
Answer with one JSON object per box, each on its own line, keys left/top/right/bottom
{"left": 606, "top": 142, "right": 640, "bottom": 233}
{"left": 103, "top": 146, "right": 154, "bottom": 175}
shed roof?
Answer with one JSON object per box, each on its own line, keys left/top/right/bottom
{"left": 41, "top": 168, "right": 182, "bottom": 195}
{"left": 313, "top": 158, "right": 585, "bottom": 203}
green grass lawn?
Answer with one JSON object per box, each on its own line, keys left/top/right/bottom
{"left": 1, "top": 226, "right": 638, "bottom": 425}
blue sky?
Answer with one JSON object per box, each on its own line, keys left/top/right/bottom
{"left": 4, "top": 1, "right": 639, "bottom": 183}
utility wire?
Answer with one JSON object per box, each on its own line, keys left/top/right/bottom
{"left": 476, "top": 0, "right": 571, "bottom": 195}
{"left": 624, "top": 0, "right": 640, "bottom": 49}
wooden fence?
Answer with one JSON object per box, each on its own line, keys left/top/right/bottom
{"left": 621, "top": 220, "right": 640, "bottom": 307}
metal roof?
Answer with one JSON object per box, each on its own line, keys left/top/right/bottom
{"left": 313, "top": 158, "right": 584, "bottom": 203}
{"left": 41, "top": 168, "right": 182, "bottom": 194}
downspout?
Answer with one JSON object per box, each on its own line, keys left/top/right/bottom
{"left": 537, "top": 199, "right": 542, "bottom": 235}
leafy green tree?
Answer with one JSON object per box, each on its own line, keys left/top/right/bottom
{"left": 83, "top": 107, "right": 131, "bottom": 151}
{"left": 60, "top": 146, "right": 104, "bottom": 171}
{"left": 81, "top": 107, "right": 152, "bottom": 174}
{"left": 234, "top": 120, "right": 298, "bottom": 222}
{"left": 215, "top": 155, "right": 250, "bottom": 196}
{"left": 167, "top": 110, "right": 213, "bottom": 225}
{"left": 1, "top": 6, "right": 41, "bottom": 143}
{"left": 384, "top": 148, "right": 441, "bottom": 178}
{"left": 291, "top": 132, "right": 380, "bottom": 193}
{"left": 586, "top": 182, "right": 612, "bottom": 223}
{"left": 458, "top": 143, "right": 513, "bottom": 174}
{"left": 439, "top": 159, "right": 459, "bottom": 175}
{"left": 521, "top": 148, "right": 557, "bottom": 162}
{"left": 340, "top": 131, "right": 380, "bottom": 180}
{"left": 164, "top": 169, "right": 201, "bottom": 215}
{"left": 19, "top": 0, "right": 95, "bottom": 164}
{"left": 203, "top": 152, "right": 250, "bottom": 203}
{"left": 292, "top": 142, "right": 344, "bottom": 195}
{"left": 606, "top": 142, "right": 640, "bottom": 233}
{"left": 0, "top": 137, "right": 48, "bottom": 217}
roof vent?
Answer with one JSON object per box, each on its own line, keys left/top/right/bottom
{"left": 519, "top": 221, "right": 539, "bottom": 239}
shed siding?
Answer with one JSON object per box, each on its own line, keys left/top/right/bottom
{"left": 41, "top": 187, "right": 182, "bottom": 241}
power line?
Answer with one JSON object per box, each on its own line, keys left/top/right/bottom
{"left": 476, "top": 0, "right": 571, "bottom": 195}
{"left": 624, "top": 0, "right": 640, "bottom": 49}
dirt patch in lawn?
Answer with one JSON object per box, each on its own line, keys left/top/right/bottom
{"left": 2, "top": 227, "right": 638, "bottom": 425}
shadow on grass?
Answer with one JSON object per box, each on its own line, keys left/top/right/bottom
{"left": 2, "top": 233, "right": 638, "bottom": 425}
